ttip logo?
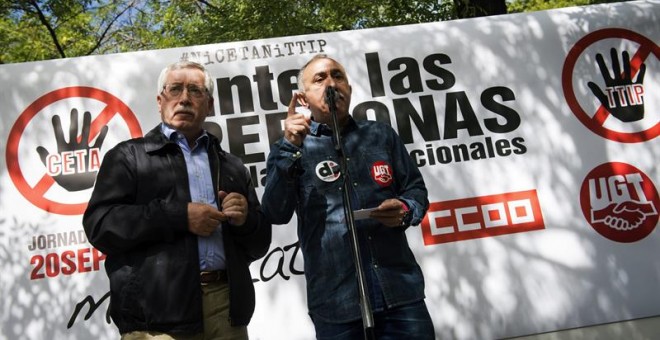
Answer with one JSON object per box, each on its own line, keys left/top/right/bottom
{"left": 421, "top": 190, "right": 545, "bottom": 245}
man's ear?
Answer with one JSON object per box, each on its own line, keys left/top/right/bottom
{"left": 207, "top": 96, "right": 215, "bottom": 116}
{"left": 296, "top": 92, "right": 309, "bottom": 108}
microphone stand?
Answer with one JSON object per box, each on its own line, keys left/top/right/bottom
{"left": 326, "top": 86, "right": 375, "bottom": 340}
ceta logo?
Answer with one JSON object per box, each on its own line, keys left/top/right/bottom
{"left": 6, "top": 86, "right": 142, "bottom": 215}
{"left": 580, "top": 162, "right": 659, "bottom": 243}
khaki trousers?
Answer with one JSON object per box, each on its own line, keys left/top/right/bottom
{"left": 121, "top": 281, "right": 248, "bottom": 340}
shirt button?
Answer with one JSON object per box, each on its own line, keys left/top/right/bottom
{"left": 353, "top": 182, "right": 358, "bottom": 187}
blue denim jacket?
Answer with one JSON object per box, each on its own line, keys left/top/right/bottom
{"left": 262, "top": 117, "right": 429, "bottom": 323}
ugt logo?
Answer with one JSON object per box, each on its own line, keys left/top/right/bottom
{"left": 580, "top": 162, "right": 659, "bottom": 243}
{"left": 371, "top": 161, "right": 393, "bottom": 187}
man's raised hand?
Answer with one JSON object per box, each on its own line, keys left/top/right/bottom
{"left": 284, "top": 92, "right": 311, "bottom": 146}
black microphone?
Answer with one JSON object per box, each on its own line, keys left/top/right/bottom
{"left": 325, "top": 86, "right": 338, "bottom": 112}
{"left": 325, "top": 86, "right": 342, "bottom": 152}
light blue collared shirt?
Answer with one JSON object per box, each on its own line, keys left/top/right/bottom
{"left": 161, "top": 123, "right": 225, "bottom": 271}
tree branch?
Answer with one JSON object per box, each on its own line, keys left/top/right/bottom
{"left": 197, "top": 0, "right": 220, "bottom": 12}
{"left": 28, "top": 0, "right": 66, "bottom": 58}
{"left": 85, "top": 2, "right": 135, "bottom": 56}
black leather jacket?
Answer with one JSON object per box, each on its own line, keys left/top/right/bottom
{"left": 83, "top": 125, "right": 271, "bottom": 334}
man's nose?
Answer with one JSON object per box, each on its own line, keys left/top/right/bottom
{"left": 179, "top": 88, "right": 192, "bottom": 102}
{"left": 323, "top": 75, "right": 337, "bottom": 88}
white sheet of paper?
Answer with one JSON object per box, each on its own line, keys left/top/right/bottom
{"left": 353, "top": 207, "right": 377, "bottom": 220}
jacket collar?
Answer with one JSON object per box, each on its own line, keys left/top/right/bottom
{"left": 143, "top": 124, "right": 226, "bottom": 160}
{"left": 309, "top": 116, "right": 356, "bottom": 137}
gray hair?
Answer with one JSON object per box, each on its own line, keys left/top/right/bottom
{"left": 297, "top": 54, "right": 348, "bottom": 92}
{"left": 157, "top": 61, "right": 214, "bottom": 95}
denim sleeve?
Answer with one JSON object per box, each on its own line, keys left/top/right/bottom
{"left": 261, "top": 138, "right": 303, "bottom": 225}
{"left": 391, "top": 130, "right": 429, "bottom": 226}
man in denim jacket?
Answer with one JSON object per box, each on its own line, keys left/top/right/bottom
{"left": 262, "top": 54, "right": 435, "bottom": 339}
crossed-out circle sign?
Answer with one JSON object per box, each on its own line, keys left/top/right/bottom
{"left": 6, "top": 86, "right": 142, "bottom": 215}
{"left": 562, "top": 28, "right": 659, "bottom": 143}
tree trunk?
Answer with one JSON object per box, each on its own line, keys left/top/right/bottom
{"left": 453, "top": 0, "right": 507, "bottom": 18}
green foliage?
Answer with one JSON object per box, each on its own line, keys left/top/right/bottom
{"left": 153, "top": 0, "right": 455, "bottom": 47}
{"left": 0, "top": 0, "right": 630, "bottom": 64}
{"left": 507, "top": 0, "right": 630, "bottom": 13}
{"left": 0, "top": 2, "right": 56, "bottom": 62}
{"left": 0, "top": 0, "right": 157, "bottom": 63}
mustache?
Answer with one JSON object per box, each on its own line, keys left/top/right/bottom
{"left": 325, "top": 86, "right": 342, "bottom": 105}
{"left": 174, "top": 108, "right": 195, "bottom": 115}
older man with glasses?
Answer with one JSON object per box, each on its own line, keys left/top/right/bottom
{"left": 84, "top": 61, "right": 271, "bottom": 340}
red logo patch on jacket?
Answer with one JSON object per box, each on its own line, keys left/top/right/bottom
{"left": 371, "top": 161, "right": 393, "bottom": 187}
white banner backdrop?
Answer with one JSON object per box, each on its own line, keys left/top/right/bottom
{"left": 1, "top": 1, "right": 658, "bottom": 339}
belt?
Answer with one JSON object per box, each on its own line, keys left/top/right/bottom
{"left": 200, "top": 270, "right": 227, "bottom": 285}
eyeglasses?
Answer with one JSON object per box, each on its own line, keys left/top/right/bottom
{"left": 161, "top": 83, "right": 208, "bottom": 98}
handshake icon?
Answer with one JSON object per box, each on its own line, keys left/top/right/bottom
{"left": 591, "top": 200, "right": 657, "bottom": 231}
